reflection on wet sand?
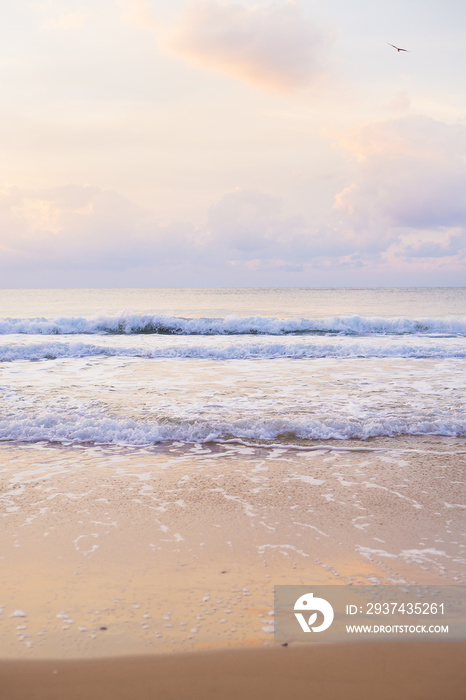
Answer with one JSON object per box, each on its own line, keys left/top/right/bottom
{"left": 1, "top": 438, "right": 464, "bottom": 658}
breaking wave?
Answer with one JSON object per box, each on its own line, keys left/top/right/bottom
{"left": 0, "top": 411, "right": 465, "bottom": 446}
{"left": 1, "top": 313, "right": 466, "bottom": 336}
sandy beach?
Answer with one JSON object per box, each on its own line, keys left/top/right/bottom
{"left": 1, "top": 434, "right": 465, "bottom": 700}
{"left": 1, "top": 287, "right": 465, "bottom": 698}
{"left": 2, "top": 642, "right": 466, "bottom": 700}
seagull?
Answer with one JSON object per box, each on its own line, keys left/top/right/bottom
{"left": 388, "top": 42, "right": 410, "bottom": 52}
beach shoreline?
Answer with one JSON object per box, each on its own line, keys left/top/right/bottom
{"left": 1, "top": 437, "right": 465, "bottom": 660}
{"left": 1, "top": 288, "right": 465, "bottom": 697}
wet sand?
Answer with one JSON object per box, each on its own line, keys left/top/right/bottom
{"left": 1, "top": 437, "right": 465, "bottom": 698}
{"left": 2, "top": 643, "right": 466, "bottom": 700}
{"left": 1, "top": 438, "right": 465, "bottom": 658}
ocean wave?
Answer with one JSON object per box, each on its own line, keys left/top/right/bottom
{"left": 0, "top": 313, "right": 465, "bottom": 336}
{"left": 1, "top": 340, "right": 466, "bottom": 362}
{"left": 1, "top": 411, "right": 465, "bottom": 446}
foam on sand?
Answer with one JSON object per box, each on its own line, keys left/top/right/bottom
{"left": 1, "top": 339, "right": 466, "bottom": 361}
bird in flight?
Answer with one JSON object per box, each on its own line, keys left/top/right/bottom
{"left": 388, "top": 42, "right": 410, "bottom": 52}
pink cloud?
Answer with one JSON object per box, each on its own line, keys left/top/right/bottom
{"left": 0, "top": 185, "right": 198, "bottom": 271}
{"left": 334, "top": 116, "right": 466, "bottom": 163}
{"left": 0, "top": 185, "right": 349, "bottom": 277}
{"left": 334, "top": 116, "right": 466, "bottom": 238}
{"left": 164, "top": 1, "right": 331, "bottom": 92}
{"left": 1, "top": 181, "right": 463, "bottom": 287}
{"left": 206, "top": 189, "right": 353, "bottom": 262}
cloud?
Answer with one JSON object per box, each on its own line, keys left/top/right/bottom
{"left": 0, "top": 185, "right": 199, "bottom": 272}
{"left": 403, "top": 239, "right": 459, "bottom": 259}
{"left": 1, "top": 179, "right": 464, "bottom": 287}
{"left": 333, "top": 116, "right": 466, "bottom": 259}
{"left": 163, "top": 0, "right": 331, "bottom": 92}
{"left": 335, "top": 115, "right": 466, "bottom": 164}
{"left": 206, "top": 189, "right": 353, "bottom": 264}
{"left": 0, "top": 185, "right": 352, "bottom": 281}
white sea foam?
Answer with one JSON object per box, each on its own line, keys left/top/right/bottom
{"left": 0, "top": 340, "right": 465, "bottom": 362}
{"left": 0, "top": 313, "right": 465, "bottom": 336}
{"left": 0, "top": 410, "right": 465, "bottom": 446}
{"left": 1, "top": 291, "right": 464, "bottom": 453}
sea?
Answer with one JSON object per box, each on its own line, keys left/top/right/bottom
{"left": 0, "top": 287, "right": 465, "bottom": 448}
{"left": 1, "top": 287, "right": 466, "bottom": 655}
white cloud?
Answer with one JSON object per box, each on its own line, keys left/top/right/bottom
{"left": 333, "top": 116, "right": 466, "bottom": 260}
{"left": 163, "top": 0, "right": 331, "bottom": 92}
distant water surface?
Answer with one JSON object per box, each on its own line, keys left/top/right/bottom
{"left": 1, "top": 287, "right": 465, "bottom": 320}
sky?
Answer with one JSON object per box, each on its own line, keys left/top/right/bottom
{"left": 1, "top": 0, "right": 466, "bottom": 287}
